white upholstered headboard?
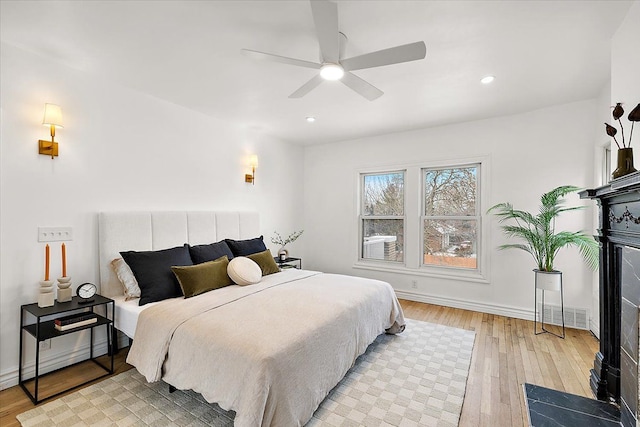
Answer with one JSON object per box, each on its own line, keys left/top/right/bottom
{"left": 98, "top": 211, "right": 260, "bottom": 297}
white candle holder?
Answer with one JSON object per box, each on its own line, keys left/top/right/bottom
{"left": 38, "top": 280, "right": 55, "bottom": 308}
{"left": 57, "top": 276, "right": 72, "bottom": 303}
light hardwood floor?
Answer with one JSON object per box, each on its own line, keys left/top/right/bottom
{"left": 0, "top": 299, "right": 599, "bottom": 427}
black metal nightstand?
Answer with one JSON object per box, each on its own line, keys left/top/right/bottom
{"left": 19, "top": 295, "right": 115, "bottom": 404}
{"left": 274, "top": 257, "right": 302, "bottom": 269}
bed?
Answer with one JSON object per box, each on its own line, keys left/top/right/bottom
{"left": 99, "top": 211, "right": 405, "bottom": 427}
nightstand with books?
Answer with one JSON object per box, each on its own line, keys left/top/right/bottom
{"left": 275, "top": 256, "right": 302, "bottom": 270}
{"left": 19, "top": 295, "right": 114, "bottom": 404}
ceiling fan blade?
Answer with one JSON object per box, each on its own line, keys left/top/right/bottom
{"left": 341, "top": 41, "right": 426, "bottom": 72}
{"left": 310, "top": 0, "right": 340, "bottom": 63}
{"left": 289, "top": 74, "right": 324, "bottom": 98}
{"left": 241, "top": 49, "right": 321, "bottom": 69}
{"left": 341, "top": 72, "right": 383, "bottom": 101}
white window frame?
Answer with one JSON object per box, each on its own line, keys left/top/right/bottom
{"left": 602, "top": 144, "right": 612, "bottom": 186}
{"left": 420, "top": 163, "right": 481, "bottom": 273}
{"left": 354, "top": 156, "right": 490, "bottom": 284}
{"left": 358, "top": 170, "right": 406, "bottom": 264}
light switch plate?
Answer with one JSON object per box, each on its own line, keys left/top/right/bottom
{"left": 38, "top": 227, "right": 73, "bottom": 242}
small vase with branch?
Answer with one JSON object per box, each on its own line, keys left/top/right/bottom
{"left": 605, "top": 102, "right": 640, "bottom": 179}
{"left": 271, "top": 230, "right": 304, "bottom": 260}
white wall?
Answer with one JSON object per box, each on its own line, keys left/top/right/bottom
{"left": 586, "top": 0, "right": 640, "bottom": 337}
{"left": 611, "top": 1, "right": 640, "bottom": 108}
{"left": 0, "top": 43, "right": 304, "bottom": 389}
{"left": 303, "top": 100, "right": 598, "bottom": 320}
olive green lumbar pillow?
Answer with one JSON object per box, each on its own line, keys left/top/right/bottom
{"left": 171, "top": 256, "right": 232, "bottom": 298}
{"left": 247, "top": 249, "right": 281, "bottom": 276}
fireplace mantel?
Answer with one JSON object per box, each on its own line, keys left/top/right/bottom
{"left": 580, "top": 171, "right": 640, "bottom": 427}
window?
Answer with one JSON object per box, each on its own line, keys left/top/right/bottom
{"left": 360, "top": 171, "right": 405, "bottom": 262}
{"left": 356, "top": 158, "right": 487, "bottom": 282}
{"left": 422, "top": 165, "right": 479, "bottom": 270}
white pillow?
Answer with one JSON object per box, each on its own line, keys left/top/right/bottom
{"left": 111, "top": 258, "right": 141, "bottom": 300}
{"left": 227, "top": 257, "right": 262, "bottom": 286}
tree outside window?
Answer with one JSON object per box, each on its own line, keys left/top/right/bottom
{"left": 361, "top": 172, "right": 405, "bottom": 262}
{"left": 422, "top": 166, "right": 479, "bottom": 269}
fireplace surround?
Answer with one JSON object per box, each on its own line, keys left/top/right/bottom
{"left": 581, "top": 171, "right": 640, "bottom": 427}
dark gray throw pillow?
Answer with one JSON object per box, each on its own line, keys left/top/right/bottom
{"left": 225, "top": 236, "right": 267, "bottom": 257}
{"left": 189, "top": 240, "right": 234, "bottom": 264}
{"left": 120, "top": 244, "right": 193, "bottom": 306}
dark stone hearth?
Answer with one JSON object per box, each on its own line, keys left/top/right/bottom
{"left": 524, "top": 383, "right": 620, "bottom": 427}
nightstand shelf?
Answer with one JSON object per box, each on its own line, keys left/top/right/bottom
{"left": 22, "top": 315, "right": 112, "bottom": 341}
{"left": 19, "top": 295, "right": 115, "bottom": 404}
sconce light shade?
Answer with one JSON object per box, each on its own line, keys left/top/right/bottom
{"left": 245, "top": 155, "right": 259, "bottom": 185}
{"left": 249, "top": 155, "right": 259, "bottom": 169}
{"left": 39, "top": 103, "right": 63, "bottom": 159}
{"left": 42, "top": 104, "right": 64, "bottom": 128}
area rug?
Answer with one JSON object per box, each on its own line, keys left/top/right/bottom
{"left": 17, "top": 319, "right": 475, "bottom": 427}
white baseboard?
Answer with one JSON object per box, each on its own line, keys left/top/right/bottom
{"left": 395, "top": 289, "right": 535, "bottom": 321}
{"left": 0, "top": 337, "right": 114, "bottom": 391}
{"left": 590, "top": 318, "right": 600, "bottom": 339}
{"left": 396, "top": 290, "right": 596, "bottom": 332}
{"left": 1, "top": 331, "right": 131, "bottom": 391}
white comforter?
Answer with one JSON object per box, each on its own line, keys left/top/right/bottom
{"left": 127, "top": 269, "right": 405, "bottom": 427}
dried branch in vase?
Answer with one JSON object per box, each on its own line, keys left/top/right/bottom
{"left": 271, "top": 230, "right": 304, "bottom": 247}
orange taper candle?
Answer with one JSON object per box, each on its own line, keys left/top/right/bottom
{"left": 61, "top": 243, "right": 67, "bottom": 277}
{"left": 45, "top": 244, "right": 50, "bottom": 281}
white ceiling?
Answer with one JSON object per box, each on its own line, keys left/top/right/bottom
{"left": 0, "top": 0, "right": 633, "bottom": 145}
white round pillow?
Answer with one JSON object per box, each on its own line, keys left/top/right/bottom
{"left": 227, "top": 256, "right": 262, "bottom": 286}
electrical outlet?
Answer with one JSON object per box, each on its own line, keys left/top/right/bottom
{"left": 411, "top": 280, "right": 418, "bottom": 289}
{"left": 38, "top": 227, "right": 73, "bottom": 242}
{"left": 39, "top": 339, "right": 51, "bottom": 351}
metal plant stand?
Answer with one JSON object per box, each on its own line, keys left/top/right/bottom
{"left": 534, "top": 271, "right": 565, "bottom": 339}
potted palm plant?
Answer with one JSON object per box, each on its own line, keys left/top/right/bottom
{"left": 488, "top": 185, "right": 598, "bottom": 292}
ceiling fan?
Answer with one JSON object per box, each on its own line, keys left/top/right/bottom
{"left": 241, "top": 0, "right": 426, "bottom": 101}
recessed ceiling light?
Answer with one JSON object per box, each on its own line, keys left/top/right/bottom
{"left": 481, "top": 75, "right": 495, "bottom": 84}
{"left": 306, "top": 117, "right": 316, "bottom": 123}
{"left": 320, "top": 63, "right": 344, "bottom": 81}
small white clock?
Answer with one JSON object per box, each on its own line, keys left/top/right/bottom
{"left": 76, "top": 282, "right": 97, "bottom": 304}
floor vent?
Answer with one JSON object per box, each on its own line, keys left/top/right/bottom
{"left": 537, "top": 304, "right": 589, "bottom": 330}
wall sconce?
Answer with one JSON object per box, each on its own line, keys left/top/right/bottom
{"left": 39, "top": 103, "right": 64, "bottom": 159}
{"left": 245, "top": 155, "right": 259, "bottom": 185}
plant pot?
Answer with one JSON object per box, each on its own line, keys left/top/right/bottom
{"left": 534, "top": 269, "right": 562, "bottom": 292}
{"left": 612, "top": 147, "right": 637, "bottom": 179}
{"left": 534, "top": 269, "right": 565, "bottom": 338}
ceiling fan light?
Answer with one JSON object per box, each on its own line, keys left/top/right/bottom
{"left": 320, "top": 63, "right": 344, "bottom": 81}
{"left": 481, "top": 75, "right": 495, "bottom": 84}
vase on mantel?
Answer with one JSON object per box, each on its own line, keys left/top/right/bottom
{"left": 612, "top": 148, "right": 637, "bottom": 179}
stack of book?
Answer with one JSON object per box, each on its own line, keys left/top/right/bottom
{"left": 54, "top": 312, "right": 98, "bottom": 331}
